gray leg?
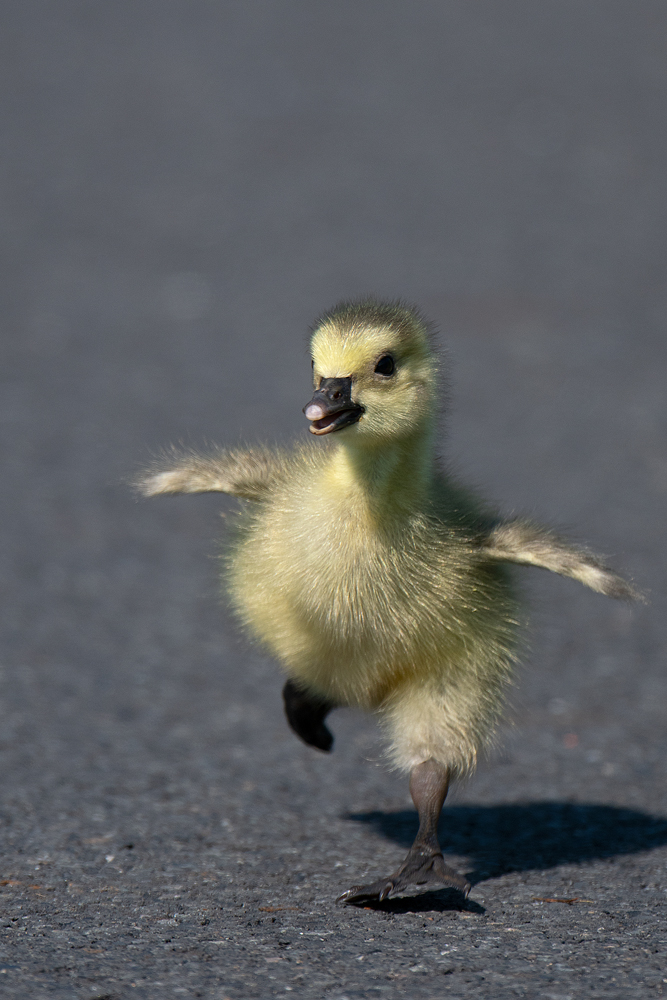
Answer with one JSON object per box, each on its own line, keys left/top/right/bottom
{"left": 338, "top": 759, "right": 470, "bottom": 903}
{"left": 282, "top": 679, "right": 336, "bottom": 752}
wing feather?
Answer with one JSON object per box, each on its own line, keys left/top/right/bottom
{"left": 481, "top": 520, "right": 642, "bottom": 601}
{"left": 135, "top": 446, "right": 284, "bottom": 501}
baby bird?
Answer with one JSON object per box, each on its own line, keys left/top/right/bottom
{"left": 138, "top": 300, "right": 638, "bottom": 904}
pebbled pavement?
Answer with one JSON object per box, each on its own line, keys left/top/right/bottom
{"left": 1, "top": 3, "right": 666, "bottom": 998}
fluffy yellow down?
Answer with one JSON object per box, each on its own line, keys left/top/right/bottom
{"left": 224, "top": 303, "right": 522, "bottom": 778}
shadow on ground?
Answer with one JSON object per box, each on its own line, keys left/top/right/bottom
{"left": 347, "top": 802, "right": 667, "bottom": 885}
{"left": 345, "top": 889, "right": 485, "bottom": 915}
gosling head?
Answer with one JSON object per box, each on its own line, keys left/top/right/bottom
{"left": 303, "top": 300, "right": 438, "bottom": 446}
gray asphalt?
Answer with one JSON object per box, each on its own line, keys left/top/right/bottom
{"left": 1, "top": 3, "right": 666, "bottom": 998}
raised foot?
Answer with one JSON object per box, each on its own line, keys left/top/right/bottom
{"left": 282, "top": 679, "right": 335, "bottom": 752}
{"left": 337, "top": 849, "right": 471, "bottom": 905}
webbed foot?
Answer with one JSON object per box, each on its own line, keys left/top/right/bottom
{"left": 282, "top": 679, "right": 336, "bottom": 752}
{"left": 337, "top": 848, "right": 471, "bottom": 904}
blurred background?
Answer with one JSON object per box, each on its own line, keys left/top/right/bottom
{"left": 0, "top": 0, "right": 665, "bottom": 884}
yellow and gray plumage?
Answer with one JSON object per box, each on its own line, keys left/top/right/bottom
{"left": 139, "top": 300, "right": 638, "bottom": 902}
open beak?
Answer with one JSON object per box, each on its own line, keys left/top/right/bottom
{"left": 303, "top": 377, "right": 364, "bottom": 436}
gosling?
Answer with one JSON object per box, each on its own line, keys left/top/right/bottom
{"left": 138, "top": 300, "right": 638, "bottom": 904}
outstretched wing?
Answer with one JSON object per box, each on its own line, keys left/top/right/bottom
{"left": 481, "top": 520, "right": 642, "bottom": 601}
{"left": 135, "top": 446, "right": 286, "bottom": 501}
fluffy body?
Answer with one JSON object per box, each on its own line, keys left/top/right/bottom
{"left": 225, "top": 446, "right": 519, "bottom": 777}
{"left": 138, "top": 301, "right": 637, "bottom": 781}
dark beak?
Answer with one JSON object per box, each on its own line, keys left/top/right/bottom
{"left": 303, "top": 377, "right": 364, "bottom": 436}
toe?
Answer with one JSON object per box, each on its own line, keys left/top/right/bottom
{"left": 337, "top": 879, "right": 394, "bottom": 905}
{"left": 311, "top": 723, "right": 334, "bottom": 752}
{"left": 377, "top": 881, "right": 394, "bottom": 902}
{"left": 430, "top": 855, "right": 471, "bottom": 895}
{"left": 336, "top": 885, "right": 365, "bottom": 904}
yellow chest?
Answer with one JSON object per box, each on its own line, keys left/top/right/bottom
{"left": 224, "top": 469, "right": 517, "bottom": 707}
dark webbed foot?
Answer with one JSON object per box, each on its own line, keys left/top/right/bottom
{"left": 282, "top": 679, "right": 336, "bottom": 752}
{"left": 338, "top": 759, "right": 471, "bottom": 904}
{"left": 337, "top": 848, "right": 470, "bottom": 904}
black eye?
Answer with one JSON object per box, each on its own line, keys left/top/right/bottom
{"left": 374, "top": 354, "right": 395, "bottom": 376}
